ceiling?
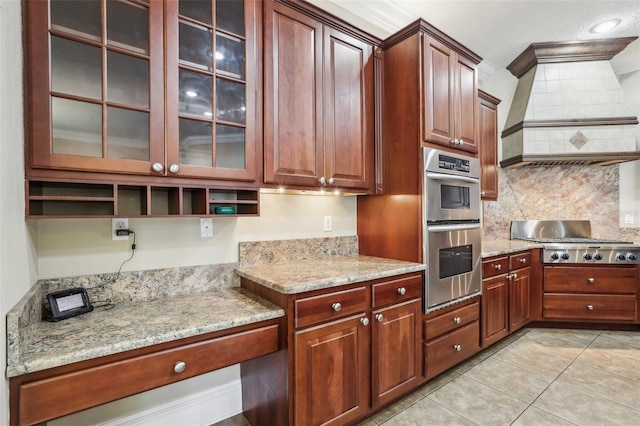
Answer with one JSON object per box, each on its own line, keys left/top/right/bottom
{"left": 307, "top": 0, "right": 640, "bottom": 79}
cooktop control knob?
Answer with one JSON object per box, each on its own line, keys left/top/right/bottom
{"left": 550, "top": 253, "right": 560, "bottom": 260}
{"left": 627, "top": 253, "right": 638, "bottom": 261}
{"left": 583, "top": 253, "right": 592, "bottom": 260}
{"left": 561, "top": 253, "right": 570, "bottom": 260}
{"left": 616, "top": 253, "right": 626, "bottom": 261}
{"left": 594, "top": 253, "right": 603, "bottom": 260}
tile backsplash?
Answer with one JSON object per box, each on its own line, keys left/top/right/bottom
{"left": 483, "top": 165, "right": 640, "bottom": 242}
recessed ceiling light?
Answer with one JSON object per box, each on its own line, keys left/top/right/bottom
{"left": 590, "top": 19, "right": 621, "bottom": 33}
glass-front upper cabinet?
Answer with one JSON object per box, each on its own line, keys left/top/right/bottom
{"left": 165, "top": 0, "right": 258, "bottom": 181}
{"left": 25, "top": 0, "right": 259, "bottom": 182}
{"left": 27, "top": 0, "right": 164, "bottom": 175}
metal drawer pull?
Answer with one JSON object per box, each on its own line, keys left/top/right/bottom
{"left": 453, "top": 344, "right": 462, "bottom": 352}
{"left": 586, "top": 305, "right": 594, "bottom": 311}
{"left": 453, "top": 317, "right": 461, "bottom": 324}
{"left": 397, "top": 287, "right": 407, "bottom": 295}
{"left": 494, "top": 264, "right": 502, "bottom": 270}
{"left": 332, "top": 303, "right": 342, "bottom": 312}
{"left": 587, "top": 278, "right": 595, "bottom": 283}
{"left": 361, "top": 317, "right": 369, "bottom": 326}
{"left": 520, "top": 258, "right": 526, "bottom": 263}
{"left": 375, "top": 314, "right": 384, "bottom": 322}
{"left": 174, "top": 361, "right": 187, "bottom": 374}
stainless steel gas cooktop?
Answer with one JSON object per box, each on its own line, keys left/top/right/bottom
{"left": 510, "top": 220, "right": 640, "bottom": 264}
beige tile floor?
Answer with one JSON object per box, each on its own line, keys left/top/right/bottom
{"left": 214, "top": 327, "right": 640, "bottom": 426}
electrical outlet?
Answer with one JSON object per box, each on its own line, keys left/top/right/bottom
{"left": 624, "top": 214, "right": 634, "bottom": 225}
{"left": 323, "top": 215, "right": 332, "bottom": 232}
{"left": 200, "top": 218, "right": 213, "bottom": 238}
{"left": 112, "top": 218, "right": 129, "bottom": 241}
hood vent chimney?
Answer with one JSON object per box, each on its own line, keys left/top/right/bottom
{"left": 500, "top": 37, "right": 639, "bottom": 168}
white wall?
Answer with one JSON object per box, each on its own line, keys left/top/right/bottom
{"left": 618, "top": 70, "right": 640, "bottom": 228}
{"left": 1, "top": 0, "right": 40, "bottom": 425}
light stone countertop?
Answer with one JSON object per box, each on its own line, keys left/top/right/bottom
{"left": 235, "top": 255, "right": 426, "bottom": 294}
{"left": 482, "top": 239, "right": 543, "bottom": 258}
{"left": 7, "top": 288, "right": 284, "bottom": 377}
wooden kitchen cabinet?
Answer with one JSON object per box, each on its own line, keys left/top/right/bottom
{"left": 481, "top": 251, "right": 532, "bottom": 347}
{"left": 241, "top": 271, "right": 424, "bottom": 425}
{"left": 263, "top": 0, "right": 377, "bottom": 192}
{"left": 478, "top": 90, "right": 501, "bottom": 200}
{"left": 24, "top": 0, "right": 260, "bottom": 184}
{"left": 542, "top": 265, "right": 638, "bottom": 322}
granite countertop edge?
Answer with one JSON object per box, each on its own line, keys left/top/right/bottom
{"left": 235, "top": 255, "right": 427, "bottom": 294}
{"left": 7, "top": 288, "right": 284, "bottom": 378}
{"left": 481, "top": 239, "right": 543, "bottom": 258}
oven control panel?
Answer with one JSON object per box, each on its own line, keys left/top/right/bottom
{"left": 544, "top": 248, "right": 640, "bottom": 264}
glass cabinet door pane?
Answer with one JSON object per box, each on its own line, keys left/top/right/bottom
{"left": 52, "top": 98, "right": 102, "bottom": 157}
{"left": 107, "top": 107, "right": 150, "bottom": 161}
{"left": 216, "top": 78, "right": 245, "bottom": 124}
{"left": 106, "top": 0, "right": 149, "bottom": 54}
{"left": 51, "top": 0, "right": 101, "bottom": 39}
{"left": 108, "top": 51, "right": 149, "bottom": 108}
{"left": 179, "top": 21, "right": 213, "bottom": 70}
{"left": 51, "top": 36, "right": 102, "bottom": 99}
{"left": 216, "top": 124, "right": 245, "bottom": 169}
{"left": 179, "top": 69, "right": 213, "bottom": 118}
{"left": 215, "top": 33, "right": 245, "bottom": 79}
{"left": 216, "top": 0, "right": 244, "bottom": 36}
{"left": 179, "top": 119, "right": 213, "bottom": 167}
{"left": 179, "top": 0, "right": 212, "bottom": 25}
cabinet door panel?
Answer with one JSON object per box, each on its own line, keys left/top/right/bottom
{"left": 324, "top": 28, "right": 374, "bottom": 190}
{"left": 264, "top": 2, "right": 323, "bottom": 187}
{"left": 454, "top": 55, "right": 478, "bottom": 153}
{"left": 481, "top": 274, "right": 509, "bottom": 347}
{"left": 423, "top": 36, "right": 454, "bottom": 146}
{"left": 509, "top": 267, "right": 531, "bottom": 331}
{"left": 479, "top": 92, "right": 499, "bottom": 200}
{"left": 372, "top": 300, "right": 421, "bottom": 408}
{"left": 294, "top": 315, "right": 369, "bottom": 426}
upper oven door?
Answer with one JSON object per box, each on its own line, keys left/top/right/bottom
{"left": 424, "top": 172, "right": 480, "bottom": 223}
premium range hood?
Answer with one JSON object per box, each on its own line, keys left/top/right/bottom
{"left": 500, "top": 37, "right": 639, "bottom": 168}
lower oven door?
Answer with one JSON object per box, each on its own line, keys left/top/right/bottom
{"left": 425, "top": 223, "right": 482, "bottom": 312}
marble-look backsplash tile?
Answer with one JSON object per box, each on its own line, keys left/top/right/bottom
{"left": 483, "top": 165, "right": 640, "bottom": 242}
{"left": 239, "top": 236, "right": 359, "bottom": 266}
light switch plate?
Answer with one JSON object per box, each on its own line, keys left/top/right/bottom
{"left": 200, "top": 218, "right": 213, "bottom": 238}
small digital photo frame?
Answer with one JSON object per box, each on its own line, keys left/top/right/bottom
{"left": 46, "top": 288, "right": 94, "bottom": 321}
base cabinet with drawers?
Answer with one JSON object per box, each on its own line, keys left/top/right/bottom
{"left": 423, "top": 300, "right": 481, "bottom": 380}
{"left": 481, "top": 250, "right": 535, "bottom": 347}
{"left": 241, "top": 272, "right": 423, "bottom": 426}
{"left": 543, "top": 265, "right": 638, "bottom": 322}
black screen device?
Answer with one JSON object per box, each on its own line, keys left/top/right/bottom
{"left": 46, "top": 288, "right": 94, "bottom": 321}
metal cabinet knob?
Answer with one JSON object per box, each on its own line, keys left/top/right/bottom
{"left": 586, "top": 304, "right": 594, "bottom": 311}
{"left": 495, "top": 264, "right": 502, "bottom": 270}
{"left": 453, "top": 317, "right": 461, "bottom": 324}
{"left": 152, "top": 162, "right": 164, "bottom": 173}
{"left": 174, "top": 361, "right": 186, "bottom": 374}
{"left": 360, "top": 317, "right": 369, "bottom": 326}
{"left": 481, "top": 191, "right": 486, "bottom": 196}
{"left": 319, "top": 176, "right": 326, "bottom": 185}
{"left": 328, "top": 178, "right": 334, "bottom": 185}
{"left": 332, "top": 302, "right": 342, "bottom": 312}
{"left": 587, "top": 278, "right": 595, "bottom": 283}
{"left": 520, "top": 258, "right": 527, "bottom": 263}
{"left": 397, "top": 287, "right": 407, "bottom": 295}
{"left": 453, "top": 344, "right": 462, "bottom": 352}
{"left": 512, "top": 273, "right": 518, "bottom": 279}
{"left": 375, "top": 314, "right": 384, "bottom": 322}
{"left": 168, "top": 164, "right": 180, "bottom": 174}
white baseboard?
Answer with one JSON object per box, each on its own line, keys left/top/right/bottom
{"left": 99, "top": 379, "right": 243, "bottom": 426}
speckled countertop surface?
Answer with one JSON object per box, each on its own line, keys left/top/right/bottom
{"left": 7, "top": 288, "right": 283, "bottom": 377}
{"left": 482, "top": 239, "right": 543, "bottom": 258}
{"left": 235, "top": 255, "right": 426, "bottom": 294}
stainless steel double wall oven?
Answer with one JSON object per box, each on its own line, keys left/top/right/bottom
{"left": 423, "top": 148, "right": 482, "bottom": 312}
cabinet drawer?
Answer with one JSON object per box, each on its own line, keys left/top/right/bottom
{"left": 424, "top": 302, "right": 479, "bottom": 341}
{"left": 543, "top": 294, "right": 636, "bottom": 321}
{"left": 509, "top": 252, "right": 531, "bottom": 270}
{"left": 18, "top": 324, "right": 279, "bottom": 425}
{"left": 295, "top": 287, "right": 367, "bottom": 329}
{"left": 372, "top": 273, "right": 422, "bottom": 308}
{"left": 544, "top": 266, "right": 637, "bottom": 294}
{"left": 424, "top": 321, "right": 480, "bottom": 379}
{"left": 482, "top": 256, "right": 508, "bottom": 278}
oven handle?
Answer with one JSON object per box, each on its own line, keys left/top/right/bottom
{"left": 426, "top": 173, "right": 479, "bottom": 184}
{"left": 427, "top": 223, "right": 481, "bottom": 233}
